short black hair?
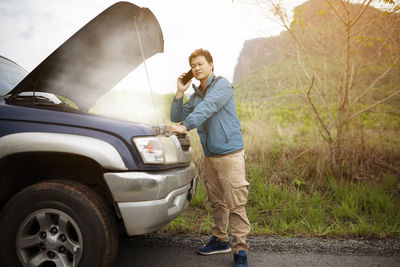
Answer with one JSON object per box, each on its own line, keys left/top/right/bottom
{"left": 189, "top": 49, "right": 214, "bottom": 71}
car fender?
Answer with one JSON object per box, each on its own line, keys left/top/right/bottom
{"left": 0, "top": 132, "right": 127, "bottom": 171}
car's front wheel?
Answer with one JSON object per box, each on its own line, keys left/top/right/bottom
{"left": 0, "top": 180, "right": 118, "bottom": 267}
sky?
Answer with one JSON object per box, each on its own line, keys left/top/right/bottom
{"left": 0, "top": 0, "right": 306, "bottom": 95}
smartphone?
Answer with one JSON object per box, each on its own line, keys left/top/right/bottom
{"left": 181, "top": 69, "right": 193, "bottom": 85}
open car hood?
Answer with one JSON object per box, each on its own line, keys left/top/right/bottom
{"left": 8, "top": 2, "right": 164, "bottom": 111}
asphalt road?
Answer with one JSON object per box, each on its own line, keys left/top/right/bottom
{"left": 113, "top": 234, "right": 400, "bottom": 267}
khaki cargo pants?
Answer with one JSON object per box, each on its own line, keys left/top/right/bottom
{"left": 203, "top": 150, "right": 251, "bottom": 253}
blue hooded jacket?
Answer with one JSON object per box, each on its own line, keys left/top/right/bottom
{"left": 170, "top": 73, "right": 243, "bottom": 157}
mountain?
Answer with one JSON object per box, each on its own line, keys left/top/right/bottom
{"left": 232, "top": 0, "right": 400, "bottom": 92}
{"left": 232, "top": 35, "right": 287, "bottom": 83}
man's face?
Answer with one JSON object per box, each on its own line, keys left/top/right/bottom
{"left": 190, "top": 56, "right": 213, "bottom": 82}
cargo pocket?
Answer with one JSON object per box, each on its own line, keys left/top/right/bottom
{"left": 231, "top": 181, "right": 249, "bottom": 207}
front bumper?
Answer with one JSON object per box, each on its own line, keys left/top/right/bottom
{"left": 104, "top": 163, "right": 197, "bottom": 235}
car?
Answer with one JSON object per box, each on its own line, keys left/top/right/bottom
{"left": 0, "top": 2, "right": 197, "bottom": 267}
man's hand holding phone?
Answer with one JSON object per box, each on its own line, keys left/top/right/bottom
{"left": 176, "top": 69, "right": 193, "bottom": 99}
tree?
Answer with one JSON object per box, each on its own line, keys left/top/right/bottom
{"left": 241, "top": 0, "right": 400, "bottom": 177}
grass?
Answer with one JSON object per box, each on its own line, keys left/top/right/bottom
{"left": 159, "top": 100, "right": 400, "bottom": 238}
{"left": 161, "top": 174, "right": 400, "bottom": 238}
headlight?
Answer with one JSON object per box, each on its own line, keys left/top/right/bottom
{"left": 132, "top": 136, "right": 164, "bottom": 164}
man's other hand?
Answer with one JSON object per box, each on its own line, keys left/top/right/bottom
{"left": 166, "top": 124, "right": 187, "bottom": 134}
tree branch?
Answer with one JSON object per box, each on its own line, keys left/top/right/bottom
{"left": 351, "top": 10, "right": 395, "bottom": 38}
{"left": 306, "top": 76, "right": 333, "bottom": 143}
{"left": 340, "top": 0, "right": 350, "bottom": 17}
{"left": 351, "top": 56, "right": 400, "bottom": 107}
{"left": 348, "top": 63, "right": 357, "bottom": 100}
{"left": 349, "top": 89, "right": 400, "bottom": 122}
{"left": 326, "top": 0, "right": 347, "bottom": 25}
{"left": 350, "top": 0, "right": 373, "bottom": 27}
{"left": 268, "top": 0, "right": 332, "bottom": 114}
{"left": 353, "top": 23, "right": 398, "bottom": 66}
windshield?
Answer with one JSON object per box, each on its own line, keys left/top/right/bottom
{"left": 0, "top": 56, "right": 28, "bottom": 96}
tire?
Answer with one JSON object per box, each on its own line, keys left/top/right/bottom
{"left": 0, "top": 180, "right": 118, "bottom": 267}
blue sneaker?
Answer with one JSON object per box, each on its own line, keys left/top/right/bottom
{"left": 234, "top": 250, "right": 248, "bottom": 267}
{"left": 197, "top": 236, "right": 232, "bottom": 255}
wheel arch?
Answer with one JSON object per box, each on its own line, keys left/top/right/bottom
{"left": 0, "top": 151, "right": 118, "bottom": 217}
{"left": 0, "top": 132, "right": 128, "bottom": 171}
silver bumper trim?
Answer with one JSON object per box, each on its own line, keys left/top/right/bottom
{"left": 104, "top": 163, "right": 196, "bottom": 202}
{"left": 118, "top": 183, "right": 193, "bottom": 235}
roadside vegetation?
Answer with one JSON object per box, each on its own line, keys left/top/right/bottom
{"left": 161, "top": 0, "right": 400, "bottom": 239}
{"left": 161, "top": 102, "right": 400, "bottom": 238}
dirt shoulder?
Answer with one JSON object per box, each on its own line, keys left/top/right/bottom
{"left": 121, "top": 233, "right": 400, "bottom": 257}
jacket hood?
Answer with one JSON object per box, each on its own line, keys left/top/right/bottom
{"left": 8, "top": 1, "right": 164, "bottom": 111}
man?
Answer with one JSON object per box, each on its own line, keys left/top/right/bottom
{"left": 168, "top": 49, "right": 250, "bottom": 267}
